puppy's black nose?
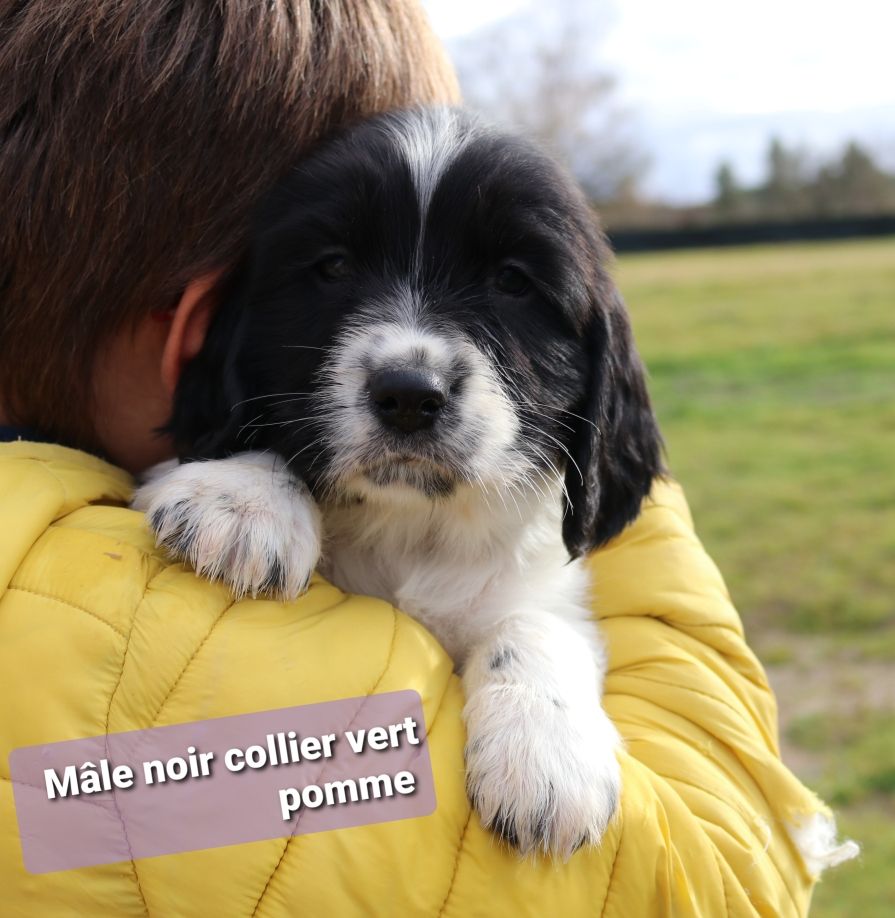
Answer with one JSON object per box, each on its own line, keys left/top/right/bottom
{"left": 369, "top": 368, "right": 448, "bottom": 433}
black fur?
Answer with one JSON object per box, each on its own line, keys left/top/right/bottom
{"left": 561, "top": 291, "right": 664, "bottom": 557}
{"left": 167, "top": 108, "right": 663, "bottom": 557}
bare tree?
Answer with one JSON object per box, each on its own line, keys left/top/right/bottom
{"left": 449, "top": 0, "right": 647, "bottom": 203}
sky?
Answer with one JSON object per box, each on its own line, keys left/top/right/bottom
{"left": 423, "top": 0, "right": 895, "bottom": 202}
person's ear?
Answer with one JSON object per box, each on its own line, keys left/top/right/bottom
{"left": 160, "top": 271, "right": 226, "bottom": 397}
{"left": 162, "top": 254, "right": 261, "bottom": 460}
{"left": 561, "top": 283, "right": 664, "bottom": 559}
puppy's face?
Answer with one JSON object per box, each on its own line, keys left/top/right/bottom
{"left": 170, "top": 109, "right": 662, "bottom": 556}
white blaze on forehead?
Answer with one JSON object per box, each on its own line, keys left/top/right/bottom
{"left": 386, "top": 108, "right": 477, "bottom": 219}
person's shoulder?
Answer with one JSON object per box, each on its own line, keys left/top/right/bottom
{"left": 589, "top": 476, "right": 738, "bottom": 634}
{"left": 1, "top": 444, "right": 476, "bottom": 915}
{"left": 0, "top": 449, "right": 822, "bottom": 913}
{"left": 0, "top": 440, "right": 134, "bottom": 534}
{"left": 0, "top": 442, "right": 455, "bottom": 727}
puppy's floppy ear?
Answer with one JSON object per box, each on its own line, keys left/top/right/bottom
{"left": 164, "top": 255, "right": 257, "bottom": 460}
{"left": 562, "top": 283, "right": 663, "bottom": 559}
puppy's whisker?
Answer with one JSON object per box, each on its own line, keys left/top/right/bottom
{"left": 520, "top": 446, "right": 563, "bottom": 508}
{"left": 524, "top": 444, "right": 563, "bottom": 485}
{"left": 510, "top": 472, "right": 546, "bottom": 510}
{"left": 231, "top": 391, "right": 314, "bottom": 410}
{"left": 474, "top": 474, "right": 495, "bottom": 516}
{"left": 480, "top": 472, "right": 510, "bottom": 514}
{"left": 514, "top": 433, "right": 574, "bottom": 511}
{"left": 237, "top": 412, "right": 266, "bottom": 439}
{"left": 526, "top": 401, "right": 603, "bottom": 435}
{"left": 500, "top": 475, "right": 524, "bottom": 522}
{"left": 477, "top": 355, "right": 598, "bottom": 437}
{"left": 280, "top": 345, "right": 333, "bottom": 352}
{"left": 265, "top": 395, "right": 318, "bottom": 409}
{"left": 521, "top": 455, "right": 557, "bottom": 504}
{"left": 517, "top": 422, "right": 585, "bottom": 488}
{"left": 242, "top": 416, "right": 322, "bottom": 431}
{"left": 283, "top": 435, "right": 329, "bottom": 471}
{"left": 473, "top": 469, "right": 514, "bottom": 518}
{"left": 520, "top": 406, "right": 575, "bottom": 434}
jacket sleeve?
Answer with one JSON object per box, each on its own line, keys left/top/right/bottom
{"left": 0, "top": 448, "right": 844, "bottom": 916}
{"left": 584, "top": 480, "right": 848, "bottom": 916}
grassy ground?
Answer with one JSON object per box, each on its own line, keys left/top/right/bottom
{"left": 614, "top": 238, "right": 895, "bottom": 916}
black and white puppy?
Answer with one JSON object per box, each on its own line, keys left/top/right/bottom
{"left": 134, "top": 107, "right": 663, "bottom": 858}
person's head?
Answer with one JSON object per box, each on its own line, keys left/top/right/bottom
{"left": 0, "top": 0, "right": 458, "bottom": 471}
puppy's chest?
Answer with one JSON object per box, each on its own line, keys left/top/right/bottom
{"left": 320, "top": 519, "right": 499, "bottom": 624}
{"left": 317, "top": 503, "right": 570, "bottom": 662}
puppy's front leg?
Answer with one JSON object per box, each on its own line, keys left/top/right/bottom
{"left": 133, "top": 453, "right": 322, "bottom": 599}
{"left": 462, "top": 612, "right": 620, "bottom": 859}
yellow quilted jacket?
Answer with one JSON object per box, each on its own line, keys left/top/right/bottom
{"left": 0, "top": 441, "right": 834, "bottom": 916}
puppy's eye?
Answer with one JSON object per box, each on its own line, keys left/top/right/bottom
{"left": 315, "top": 252, "right": 351, "bottom": 282}
{"left": 494, "top": 265, "right": 531, "bottom": 296}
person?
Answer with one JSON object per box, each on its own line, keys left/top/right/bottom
{"left": 0, "top": 2, "right": 854, "bottom": 914}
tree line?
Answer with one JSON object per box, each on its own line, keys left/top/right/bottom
{"left": 713, "top": 138, "right": 895, "bottom": 221}
{"left": 446, "top": 1, "right": 895, "bottom": 232}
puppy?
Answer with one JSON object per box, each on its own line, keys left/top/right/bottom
{"left": 134, "top": 107, "right": 663, "bottom": 858}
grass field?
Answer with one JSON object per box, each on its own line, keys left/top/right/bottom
{"left": 615, "top": 238, "right": 895, "bottom": 916}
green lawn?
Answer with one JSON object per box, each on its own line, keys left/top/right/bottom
{"left": 615, "top": 238, "right": 895, "bottom": 916}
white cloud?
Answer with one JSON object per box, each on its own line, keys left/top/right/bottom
{"left": 423, "top": 0, "right": 895, "bottom": 201}
{"left": 601, "top": 0, "right": 895, "bottom": 117}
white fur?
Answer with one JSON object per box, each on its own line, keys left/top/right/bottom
{"left": 385, "top": 107, "right": 476, "bottom": 221}
{"left": 384, "top": 108, "right": 478, "bottom": 278}
{"left": 787, "top": 812, "right": 859, "bottom": 877}
{"left": 133, "top": 455, "right": 321, "bottom": 600}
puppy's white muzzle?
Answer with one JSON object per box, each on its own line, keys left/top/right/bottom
{"left": 317, "top": 319, "right": 521, "bottom": 499}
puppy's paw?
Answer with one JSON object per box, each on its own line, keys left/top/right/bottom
{"left": 464, "top": 686, "right": 620, "bottom": 859}
{"left": 133, "top": 453, "right": 321, "bottom": 599}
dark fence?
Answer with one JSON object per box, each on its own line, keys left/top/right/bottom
{"left": 608, "top": 214, "right": 895, "bottom": 253}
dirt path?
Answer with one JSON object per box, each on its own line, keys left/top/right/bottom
{"left": 757, "top": 631, "right": 895, "bottom": 780}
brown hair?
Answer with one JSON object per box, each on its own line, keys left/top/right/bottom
{"left": 0, "top": 1, "right": 458, "bottom": 449}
